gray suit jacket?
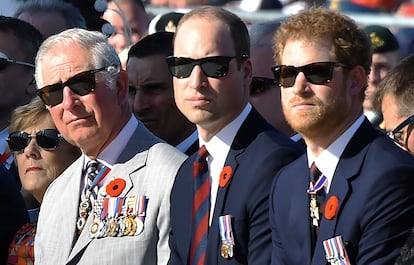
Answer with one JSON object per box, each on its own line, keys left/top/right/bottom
{"left": 35, "top": 124, "right": 187, "bottom": 265}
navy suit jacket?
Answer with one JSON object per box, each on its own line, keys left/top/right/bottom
{"left": 168, "top": 109, "right": 303, "bottom": 265}
{"left": 270, "top": 119, "right": 414, "bottom": 265}
{"left": 0, "top": 164, "right": 28, "bottom": 264}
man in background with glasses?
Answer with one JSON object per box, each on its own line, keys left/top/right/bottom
{"left": 0, "top": 17, "right": 43, "bottom": 262}
{"left": 167, "top": 6, "right": 302, "bottom": 265}
{"left": 374, "top": 54, "right": 414, "bottom": 265}
{"left": 374, "top": 53, "right": 414, "bottom": 155}
{"left": 34, "top": 28, "right": 186, "bottom": 265}
{"left": 269, "top": 7, "right": 414, "bottom": 265}
{"left": 0, "top": 16, "right": 43, "bottom": 180}
{"left": 249, "top": 19, "right": 298, "bottom": 139}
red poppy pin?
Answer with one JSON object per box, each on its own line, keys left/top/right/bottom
{"left": 325, "top": 195, "right": 339, "bottom": 220}
{"left": 219, "top": 166, "right": 233, "bottom": 188}
{"left": 105, "top": 178, "right": 126, "bottom": 197}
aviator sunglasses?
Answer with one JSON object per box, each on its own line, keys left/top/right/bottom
{"left": 250, "top": 76, "right": 278, "bottom": 96}
{"left": 37, "top": 65, "right": 118, "bottom": 106}
{"left": 0, "top": 52, "right": 35, "bottom": 71}
{"left": 386, "top": 113, "right": 414, "bottom": 149}
{"left": 166, "top": 55, "right": 249, "bottom": 79}
{"left": 7, "top": 129, "right": 62, "bottom": 152}
{"left": 271, "top": 61, "right": 351, "bottom": 87}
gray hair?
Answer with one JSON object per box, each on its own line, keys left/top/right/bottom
{"left": 35, "top": 28, "right": 121, "bottom": 89}
{"left": 14, "top": 0, "right": 87, "bottom": 30}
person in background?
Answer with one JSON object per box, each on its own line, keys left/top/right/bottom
{"left": 249, "top": 19, "right": 297, "bottom": 138}
{"left": 0, "top": 164, "right": 28, "bottom": 265}
{"left": 127, "top": 32, "right": 197, "bottom": 155}
{"left": 373, "top": 53, "right": 414, "bottom": 155}
{"left": 269, "top": 7, "right": 414, "bottom": 265}
{"left": 34, "top": 28, "right": 186, "bottom": 264}
{"left": 13, "top": 0, "right": 86, "bottom": 38}
{"left": 103, "top": 0, "right": 151, "bottom": 68}
{"left": 0, "top": 16, "right": 43, "bottom": 210}
{"left": 167, "top": 6, "right": 302, "bottom": 265}
{"left": 7, "top": 97, "right": 81, "bottom": 265}
{"left": 363, "top": 24, "right": 401, "bottom": 128}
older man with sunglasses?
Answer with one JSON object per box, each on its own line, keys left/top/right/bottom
{"left": 269, "top": 7, "right": 414, "bottom": 265}
{"left": 167, "top": 6, "right": 302, "bottom": 265}
{"left": 33, "top": 28, "right": 187, "bottom": 265}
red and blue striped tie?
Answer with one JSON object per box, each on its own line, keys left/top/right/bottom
{"left": 190, "top": 145, "right": 210, "bottom": 265}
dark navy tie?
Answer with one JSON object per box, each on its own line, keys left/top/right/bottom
{"left": 190, "top": 145, "right": 210, "bottom": 265}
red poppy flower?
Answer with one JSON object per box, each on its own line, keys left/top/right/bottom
{"left": 325, "top": 195, "right": 339, "bottom": 220}
{"left": 106, "top": 178, "right": 126, "bottom": 197}
{"left": 219, "top": 166, "right": 233, "bottom": 188}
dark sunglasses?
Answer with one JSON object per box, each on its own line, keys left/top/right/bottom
{"left": 7, "top": 129, "right": 62, "bottom": 152}
{"left": 0, "top": 52, "right": 35, "bottom": 71}
{"left": 250, "top": 77, "right": 278, "bottom": 96}
{"left": 271, "top": 61, "right": 350, "bottom": 87}
{"left": 37, "top": 65, "right": 117, "bottom": 106}
{"left": 166, "top": 55, "right": 249, "bottom": 79}
{"left": 386, "top": 113, "right": 414, "bottom": 148}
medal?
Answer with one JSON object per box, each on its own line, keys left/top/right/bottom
{"left": 309, "top": 195, "right": 320, "bottom": 227}
{"left": 221, "top": 243, "right": 230, "bottom": 259}
{"left": 219, "top": 215, "right": 235, "bottom": 259}
{"left": 135, "top": 218, "right": 144, "bottom": 235}
{"left": 323, "top": 235, "right": 351, "bottom": 265}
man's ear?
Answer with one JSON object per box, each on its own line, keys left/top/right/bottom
{"left": 116, "top": 69, "right": 129, "bottom": 105}
{"left": 349, "top": 65, "right": 366, "bottom": 96}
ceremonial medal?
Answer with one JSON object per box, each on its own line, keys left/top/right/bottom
{"left": 309, "top": 195, "right": 320, "bottom": 227}
{"left": 127, "top": 216, "right": 137, "bottom": 236}
{"left": 221, "top": 243, "right": 230, "bottom": 259}
{"left": 107, "top": 219, "right": 119, "bottom": 237}
{"left": 323, "top": 235, "right": 351, "bottom": 265}
{"left": 135, "top": 218, "right": 144, "bottom": 235}
{"left": 218, "top": 215, "right": 235, "bottom": 259}
{"left": 89, "top": 222, "right": 100, "bottom": 238}
{"left": 123, "top": 216, "right": 133, "bottom": 235}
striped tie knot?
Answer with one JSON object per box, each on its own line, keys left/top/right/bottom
{"left": 310, "top": 162, "right": 322, "bottom": 183}
{"left": 86, "top": 160, "right": 99, "bottom": 182}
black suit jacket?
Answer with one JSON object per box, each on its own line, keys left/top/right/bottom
{"left": 168, "top": 108, "right": 303, "bottom": 265}
{"left": 0, "top": 164, "right": 28, "bottom": 264}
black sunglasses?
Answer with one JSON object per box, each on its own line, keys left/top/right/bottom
{"left": 0, "top": 52, "right": 35, "bottom": 71}
{"left": 37, "top": 65, "right": 117, "bottom": 107}
{"left": 250, "top": 77, "right": 278, "bottom": 96}
{"left": 166, "top": 55, "right": 249, "bottom": 79}
{"left": 7, "top": 129, "right": 62, "bottom": 152}
{"left": 271, "top": 61, "right": 350, "bottom": 87}
{"left": 386, "top": 113, "right": 414, "bottom": 148}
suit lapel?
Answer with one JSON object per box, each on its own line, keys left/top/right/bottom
{"left": 312, "top": 119, "right": 376, "bottom": 265}
{"left": 67, "top": 129, "right": 154, "bottom": 262}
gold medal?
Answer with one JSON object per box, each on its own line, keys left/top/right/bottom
{"left": 221, "top": 243, "right": 229, "bottom": 259}
{"left": 107, "top": 219, "right": 118, "bottom": 237}
{"left": 128, "top": 216, "right": 137, "bottom": 236}
{"left": 123, "top": 216, "right": 132, "bottom": 235}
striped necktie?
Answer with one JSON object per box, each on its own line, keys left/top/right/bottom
{"left": 190, "top": 145, "right": 210, "bottom": 265}
{"left": 309, "top": 162, "right": 326, "bottom": 253}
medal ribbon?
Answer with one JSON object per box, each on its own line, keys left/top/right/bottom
{"left": 219, "top": 215, "right": 234, "bottom": 246}
{"left": 323, "top": 236, "right": 351, "bottom": 265}
{"left": 88, "top": 166, "right": 111, "bottom": 190}
{"left": 137, "top": 195, "right": 147, "bottom": 222}
{"left": 307, "top": 175, "right": 327, "bottom": 195}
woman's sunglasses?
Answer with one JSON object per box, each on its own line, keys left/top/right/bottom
{"left": 0, "top": 52, "right": 35, "bottom": 71}
{"left": 250, "top": 77, "right": 278, "bottom": 96}
{"left": 271, "top": 61, "right": 350, "bottom": 87}
{"left": 37, "top": 65, "right": 117, "bottom": 107}
{"left": 166, "top": 55, "right": 249, "bottom": 79}
{"left": 7, "top": 129, "right": 62, "bottom": 152}
{"left": 386, "top": 114, "right": 414, "bottom": 149}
